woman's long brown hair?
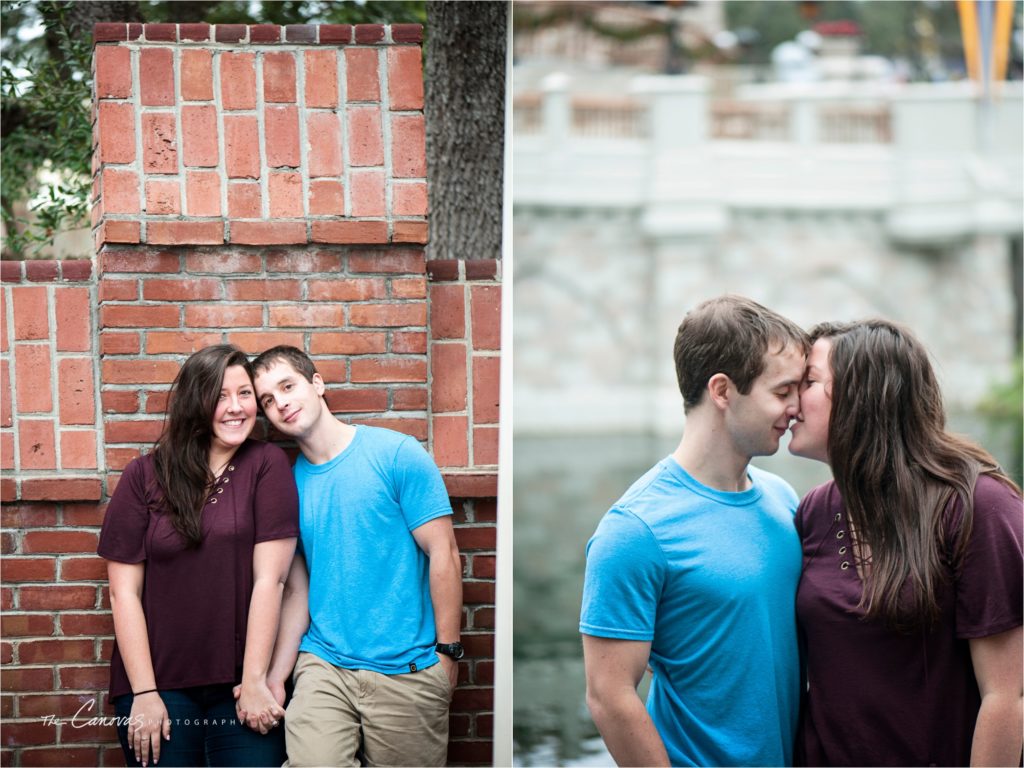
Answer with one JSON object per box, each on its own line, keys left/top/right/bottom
{"left": 151, "top": 345, "right": 254, "bottom": 548}
{"left": 814, "top": 319, "right": 1019, "bottom": 630}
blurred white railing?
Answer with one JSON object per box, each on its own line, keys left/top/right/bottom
{"left": 513, "top": 74, "right": 1023, "bottom": 243}
{"left": 709, "top": 101, "right": 790, "bottom": 140}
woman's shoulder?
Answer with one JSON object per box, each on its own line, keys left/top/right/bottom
{"left": 796, "top": 479, "right": 841, "bottom": 531}
{"left": 107, "top": 451, "right": 160, "bottom": 508}
{"left": 119, "top": 451, "right": 156, "bottom": 482}
{"left": 799, "top": 479, "right": 839, "bottom": 510}
{"left": 974, "top": 472, "right": 1021, "bottom": 505}
{"left": 943, "top": 472, "right": 1022, "bottom": 551}
{"left": 971, "top": 473, "right": 1023, "bottom": 527}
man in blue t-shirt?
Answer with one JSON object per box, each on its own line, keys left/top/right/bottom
{"left": 251, "top": 346, "right": 463, "bottom": 767}
{"left": 580, "top": 295, "right": 809, "bottom": 767}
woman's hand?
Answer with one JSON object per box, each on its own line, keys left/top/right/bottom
{"left": 127, "top": 692, "right": 170, "bottom": 767}
{"left": 235, "top": 680, "right": 285, "bottom": 735}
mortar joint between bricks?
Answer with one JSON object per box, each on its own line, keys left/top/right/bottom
{"left": 254, "top": 48, "right": 270, "bottom": 222}
{"left": 295, "top": 47, "right": 311, "bottom": 233}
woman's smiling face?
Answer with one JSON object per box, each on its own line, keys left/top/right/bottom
{"left": 210, "top": 364, "right": 257, "bottom": 454}
{"left": 789, "top": 337, "right": 832, "bottom": 464}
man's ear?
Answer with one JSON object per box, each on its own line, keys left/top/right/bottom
{"left": 707, "top": 373, "right": 732, "bottom": 411}
{"left": 312, "top": 372, "right": 326, "bottom": 396}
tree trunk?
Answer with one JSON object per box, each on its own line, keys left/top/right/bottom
{"left": 424, "top": 1, "right": 507, "bottom": 261}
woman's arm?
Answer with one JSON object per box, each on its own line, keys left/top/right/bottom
{"left": 969, "top": 625, "right": 1023, "bottom": 766}
{"left": 108, "top": 560, "right": 170, "bottom": 767}
{"left": 236, "top": 537, "right": 296, "bottom": 734}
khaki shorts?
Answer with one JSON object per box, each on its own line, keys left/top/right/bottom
{"left": 283, "top": 652, "right": 452, "bottom": 767}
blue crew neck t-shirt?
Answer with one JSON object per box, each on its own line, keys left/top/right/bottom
{"left": 580, "top": 457, "right": 802, "bottom": 767}
{"left": 294, "top": 425, "right": 453, "bottom": 674}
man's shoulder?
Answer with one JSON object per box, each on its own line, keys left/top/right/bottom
{"left": 748, "top": 464, "right": 800, "bottom": 508}
{"left": 614, "top": 459, "right": 677, "bottom": 513}
{"left": 358, "top": 423, "right": 410, "bottom": 443}
{"left": 355, "top": 424, "right": 422, "bottom": 457}
{"left": 604, "top": 458, "right": 710, "bottom": 540}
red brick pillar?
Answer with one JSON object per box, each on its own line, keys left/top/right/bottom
{"left": 0, "top": 21, "right": 498, "bottom": 767}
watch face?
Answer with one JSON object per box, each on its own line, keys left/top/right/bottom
{"left": 439, "top": 642, "right": 465, "bottom": 660}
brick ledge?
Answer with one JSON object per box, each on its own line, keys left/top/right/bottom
{"left": 441, "top": 472, "right": 497, "bottom": 498}
{"left": 0, "top": 476, "right": 104, "bottom": 502}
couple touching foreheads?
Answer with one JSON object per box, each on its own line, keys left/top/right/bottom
{"left": 581, "top": 295, "right": 1022, "bottom": 767}
{"left": 99, "top": 345, "right": 462, "bottom": 768}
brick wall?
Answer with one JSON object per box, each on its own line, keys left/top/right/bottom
{"left": 90, "top": 21, "right": 428, "bottom": 251}
{"left": 0, "top": 21, "right": 499, "bottom": 768}
{"left": 0, "top": 260, "right": 103, "bottom": 506}
{"left": 98, "top": 245, "right": 432, "bottom": 489}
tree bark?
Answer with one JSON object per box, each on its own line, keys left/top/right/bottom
{"left": 424, "top": 1, "right": 507, "bottom": 261}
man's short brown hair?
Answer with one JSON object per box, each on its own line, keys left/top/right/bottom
{"left": 251, "top": 345, "right": 319, "bottom": 383}
{"left": 674, "top": 295, "right": 809, "bottom": 412}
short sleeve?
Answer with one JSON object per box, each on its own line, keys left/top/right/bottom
{"left": 253, "top": 443, "right": 300, "bottom": 543}
{"left": 98, "top": 457, "right": 152, "bottom": 564}
{"left": 795, "top": 482, "right": 828, "bottom": 544}
{"left": 393, "top": 436, "right": 452, "bottom": 531}
{"left": 794, "top": 495, "right": 809, "bottom": 541}
{"left": 579, "top": 507, "right": 666, "bottom": 641}
{"left": 954, "top": 475, "right": 1023, "bottom": 639}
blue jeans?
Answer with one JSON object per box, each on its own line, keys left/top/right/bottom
{"left": 114, "top": 684, "right": 286, "bottom": 767}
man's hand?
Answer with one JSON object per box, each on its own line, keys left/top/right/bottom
{"left": 236, "top": 679, "right": 285, "bottom": 735}
{"left": 233, "top": 682, "right": 286, "bottom": 733}
{"left": 267, "top": 677, "right": 287, "bottom": 709}
{"left": 437, "top": 654, "right": 458, "bottom": 696}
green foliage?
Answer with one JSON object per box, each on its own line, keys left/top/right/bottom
{"left": 724, "top": 0, "right": 964, "bottom": 73}
{"left": 979, "top": 355, "right": 1023, "bottom": 421}
{"left": 514, "top": 3, "right": 668, "bottom": 43}
{"left": 2, "top": 0, "right": 93, "bottom": 257}
{"left": 979, "top": 354, "right": 1023, "bottom": 485}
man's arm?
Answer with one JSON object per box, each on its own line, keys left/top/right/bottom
{"left": 582, "top": 634, "right": 669, "bottom": 768}
{"left": 236, "top": 537, "right": 295, "bottom": 733}
{"left": 412, "top": 516, "right": 463, "bottom": 690}
{"left": 969, "top": 625, "right": 1023, "bottom": 766}
{"left": 265, "top": 551, "right": 311, "bottom": 704}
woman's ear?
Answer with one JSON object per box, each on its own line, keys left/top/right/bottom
{"left": 707, "top": 373, "right": 732, "bottom": 411}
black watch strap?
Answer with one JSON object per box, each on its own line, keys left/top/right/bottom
{"left": 435, "top": 641, "right": 465, "bottom": 660}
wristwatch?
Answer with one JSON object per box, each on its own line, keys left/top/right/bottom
{"left": 435, "top": 641, "right": 465, "bottom": 660}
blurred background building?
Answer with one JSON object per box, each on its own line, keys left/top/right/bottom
{"left": 511, "top": 1, "right": 1023, "bottom": 764}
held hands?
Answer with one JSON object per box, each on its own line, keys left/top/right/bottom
{"left": 267, "top": 677, "right": 287, "bottom": 711}
{"left": 232, "top": 680, "right": 285, "bottom": 735}
{"left": 127, "top": 692, "right": 170, "bottom": 767}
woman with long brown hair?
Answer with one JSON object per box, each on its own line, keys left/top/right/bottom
{"left": 788, "top": 319, "right": 1022, "bottom": 766}
{"left": 99, "top": 345, "right": 298, "bottom": 767}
